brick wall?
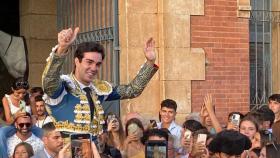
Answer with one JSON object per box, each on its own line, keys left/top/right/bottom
{"left": 191, "top": 0, "right": 250, "bottom": 124}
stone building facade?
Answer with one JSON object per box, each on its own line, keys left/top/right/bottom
{"left": 16, "top": 0, "right": 280, "bottom": 125}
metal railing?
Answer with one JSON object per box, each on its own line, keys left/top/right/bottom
{"left": 57, "top": 0, "right": 120, "bottom": 115}
{"left": 249, "top": 0, "right": 272, "bottom": 110}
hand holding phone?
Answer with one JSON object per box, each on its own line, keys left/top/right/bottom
{"left": 70, "top": 133, "right": 92, "bottom": 158}
{"left": 184, "top": 129, "right": 192, "bottom": 140}
{"left": 197, "top": 134, "right": 207, "bottom": 145}
{"left": 231, "top": 114, "right": 240, "bottom": 126}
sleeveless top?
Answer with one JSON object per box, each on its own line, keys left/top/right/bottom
{"left": 4, "top": 94, "right": 31, "bottom": 115}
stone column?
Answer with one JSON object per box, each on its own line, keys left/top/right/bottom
{"left": 119, "top": 0, "right": 205, "bottom": 125}
{"left": 20, "top": 0, "right": 57, "bottom": 86}
{"left": 160, "top": 0, "right": 205, "bottom": 123}
{"left": 272, "top": 0, "right": 280, "bottom": 93}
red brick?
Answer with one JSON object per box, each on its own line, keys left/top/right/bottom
{"left": 191, "top": 0, "right": 250, "bottom": 124}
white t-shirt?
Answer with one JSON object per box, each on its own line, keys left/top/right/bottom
{"left": 5, "top": 94, "right": 31, "bottom": 115}
{"left": 35, "top": 115, "right": 53, "bottom": 128}
{"left": 7, "top": 133, "right": 44, "bottom": 157}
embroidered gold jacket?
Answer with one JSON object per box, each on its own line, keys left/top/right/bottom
{"left": 42, "top": 48, "right": 158, "bottom": 135}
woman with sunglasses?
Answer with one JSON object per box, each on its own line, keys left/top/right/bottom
{"left": 2, "top": 77, "right": 31, "bottom": 125}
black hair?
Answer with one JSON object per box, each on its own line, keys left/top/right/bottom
{"left": 30, "top": 87, "right": 44, "bottom": 95}
{"left": 182, "top": 119, "right": 204, "bottom": 132}
{"left": 74, "top": 42, "right": 105, "bottom": 61}
{"left": 208, "top": 130, "right": 251, "bottom": 156}
{"left": 11, "top": 77, "right": 29, "bottom": 90}
{"left": 251, "top": 148, "right": 261, "bottom": 157}
{"left": 268, "top": 94, "right": 280, "bottom": 103}
{"left": 141, "top": 128, "right": 169, "bottom": 144}
{"left": 34, "top": 95, "right": 44, "bottom": 102}
{"left": 257, "top": 106, "right": 275, "bottom": 128}
{"left": 160, "top": 99, "right": 177, "bottom": 111}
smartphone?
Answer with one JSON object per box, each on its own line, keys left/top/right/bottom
{"left": 127, "top": 123, "right": 138, "bottom": 135}
{"left": 197, "top": 134, "right": 207, "bottom": 145}
{"left": 184, "top": 129, "right": 192, "bottom": 140}
{"left": 145, "top": 140, "right": 168, "bottom": 158}
{"left": 150, "top": 120, "right": 157, "bottom": 129}
{"left": 70, "top": 133, "right": 92, "bottom": 158}
{"left": 231, "top": 114, "right": 240, "bottom": 126}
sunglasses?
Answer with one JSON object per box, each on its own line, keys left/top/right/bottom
{"left": 15, "top": 81, "right": 29, "bottom": 89}
{"left": 18, "top": 123, "right": 31, "bottom": 128}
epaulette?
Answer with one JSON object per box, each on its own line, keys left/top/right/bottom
{"left": 92, "top": 79, "right": 113, "bottom": 95}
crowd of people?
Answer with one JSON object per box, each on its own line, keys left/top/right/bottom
{"left": 0, "top": 27, "right": 279, "bottom": 158}
{"left": 0, "top": 77, "right": 280, "bottom": 158}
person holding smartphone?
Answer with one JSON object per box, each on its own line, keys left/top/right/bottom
{"left": 106, "top": 113, "right": 125, "bottom": 151}
{"left": 123, "top": 118, "right": 145, "bottom": 158}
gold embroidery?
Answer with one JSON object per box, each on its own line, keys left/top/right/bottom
{"left": 93, "top": 79, "right": 112, "bottom": 94}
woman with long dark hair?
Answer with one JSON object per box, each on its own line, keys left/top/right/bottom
{"left": 2, "top": 77, "right": 31, "bottom": 125}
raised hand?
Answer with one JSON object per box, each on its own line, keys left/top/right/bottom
{"left": 144, "top": 38, "right": 156, "bottom": 65}
{"left": 204, "top": 94, "right": 214, "bottom": 113}
{"left": 57, "top": 27, "right": 80, "bottom": 55}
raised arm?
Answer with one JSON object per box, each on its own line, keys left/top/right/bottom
{"left": 114, "top": 38, "right": 158, "bottom": 99}
{"left": 42, "top": 27, "right": 79, "bottom": 97}
{"left": 203, "top": 94, "right": 223, "bottom": 133}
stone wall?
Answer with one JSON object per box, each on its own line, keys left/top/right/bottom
{"left": 20, "top": 0, "right": 57, "bottom": 86}
{"left": 119, "top": 0, "right": 205, "bottom": 125}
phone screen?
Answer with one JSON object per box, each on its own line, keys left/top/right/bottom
{"left": 231, "top": 114, "right": 240, "bottom": 125}
{"left": 145, "top": 140, "right": 167, "bottom": 158}
{"left": 70, "top": 133, "right": 92, "bottom": 158}
{"left": 197, "top": 134, "right": 207, "bottom": 145}
{"left": 184, "top": 129, "right": 192, "bottom": 140}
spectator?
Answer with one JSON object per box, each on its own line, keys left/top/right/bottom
{"left": 106, "top": 113, "right": 125, "bottom": 150}
{"left": 33, "top": 96, "right": 52, "bottom": 128}
{"left": 239, "top": 115, "right": 259, "bottom": 141}
{"left": 189, "top": 128, "right": 210, "bottom": 158}
{"left": 13, "top": 142, "right": 34, "bottom": 158}
{"left": 157, "top": 99, "right": 182, "bottom": 149}
{"left": 7, "top": 112, "right": 43, "bottom": 157}
{"left": 2, "top": 77, "right": 31, "bottom": 125}
{"left": 199, "top": 94, "right": 222, "bottom": 134}
{"left": 123, "top": 118, "right": 145, "bottom": 158}
{"left": 32, "top": 122, "right": 63, "bottom": 158}
{"left": 208, "top": 130, "right": 251, "bottom": 158}
{"left": 182, "top": 119, "right": 204, "bottom": 133}
{"left": 142, "top": 129, "right": 175, "bottom": 157}
{"left": 260, "top": 143, "right": 280, "bottom": 158}
{"left": 257, "top": 106, "right": 275, "bottom": 131}
{"left": 29, "top": 87, "right": 44, "bottom": 115}
{"left": 226, "top": 112, "right": 244, "bottom": 131}
{"left": 248, "top": 148, "right": 260, "bottom": 158}
{"left": 268, "top": 94, "right": 280, "bottom": 143}
{"left": 258, "top": 130, "right": 277, "bottom": 148}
